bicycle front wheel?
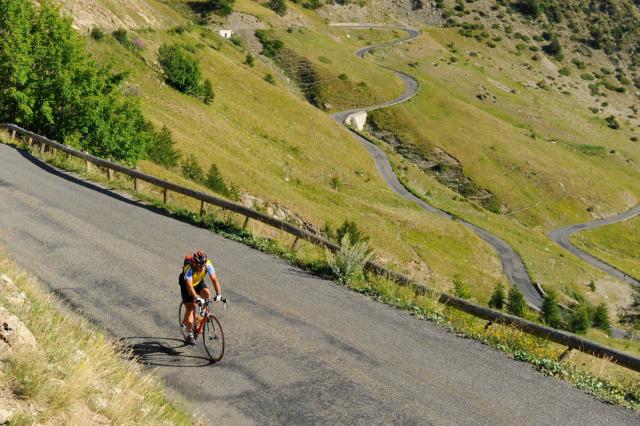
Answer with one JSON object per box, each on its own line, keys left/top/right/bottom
{"left": 178, "top": 302, "right": 188, "bottom": 340}
{"left": 203, "top": 314, "right": 225, "bottom": 362}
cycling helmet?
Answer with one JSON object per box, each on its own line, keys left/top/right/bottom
{"left": 192, "top": 250, "right": 207, "bottom": 267}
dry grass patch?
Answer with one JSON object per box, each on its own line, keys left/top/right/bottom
{"left": 0, "top": 254, "right": 197, "bottom": 425}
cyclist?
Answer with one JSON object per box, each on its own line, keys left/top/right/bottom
{"left": 180, "top": 250, "right": 222, "bottom": 345}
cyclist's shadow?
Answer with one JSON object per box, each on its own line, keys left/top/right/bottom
{"left": 119, "top": 336, "right": 214, "bottom": 367}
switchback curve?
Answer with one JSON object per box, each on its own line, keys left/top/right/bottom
{"left": 550, "top": 204, "right": 640, "bottom": 286}
{"left": 330, "top": 25, "right": 544, "bottom": 309}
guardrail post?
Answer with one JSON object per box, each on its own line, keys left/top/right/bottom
{"left": 558, "top": 348, "right": 572, "bottom": 361}
{"left": 107, "top": 168, "right": 114, "bottom": 181}
{"left": 40, "top": 141, "right": 46, "bottom": 154}
{"left": 200, "top": 200, "right": 206, "bottom": 216}
{"left": 27, "top": 137, "right": 32, "bottom": 147}
{"left": 85, "top": 160, "right": 91, "bottom": 173}
{"left": 10, "top": 129, "right": 15, "bottom": 140}
{"left": 291, "top": 236, "right": 300, "bottom": 251}
{"left": 163, "top": 187, "right": 169, "bottom": 204}
{"left": 484, "top": 321, "right": 493, "bottom": 331}
{"left": 242, "top": 217, "right": 250, "bottom": 229}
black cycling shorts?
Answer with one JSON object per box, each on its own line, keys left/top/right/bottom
{"left": 179, "top": 273, "right": 208, "bottom": 303}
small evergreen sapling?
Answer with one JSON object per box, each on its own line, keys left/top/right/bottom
{"left": 507, "top": 287, "right": 526, "bottom": 317}
{"left": 488, "top": 282, "right": 505, "bottom": 309}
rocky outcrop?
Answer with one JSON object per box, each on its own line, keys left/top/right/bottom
{"left": 365, "top": 119, "right": 500, "bottom": 211}
{"left": 240, "top": 193, "right": 323, "bottom": 236}
{"left": 0, "top": 306, "right": 37, "bottom": 361}
{"left": 0, "top": 274, "right": 28, "bottom": 307}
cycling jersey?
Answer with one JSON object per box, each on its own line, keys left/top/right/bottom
{"left": 182, "top": 259, "right": 215, "bottom": 286}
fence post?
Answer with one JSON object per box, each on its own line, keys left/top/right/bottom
{"left": 291, "top": 236, "right": 300, "bottom": 251}
{"left": 242, "top": 216, "right": 250, "bottom": 229}
{"left": 107, "top": 168, "right": 114, "bottom": 181}
{"left": 558, "top": 348, "right": 572, "bottom": 362}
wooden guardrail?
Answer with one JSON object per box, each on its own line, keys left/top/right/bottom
{"left": 3, "top": 123, "right": 640, "bottom": 372}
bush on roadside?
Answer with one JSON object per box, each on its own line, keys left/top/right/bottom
{"left": 507, "top": 287, "right": 526, "bottom": 317}
{"left": 326, "top": 234, "right": 373, "bottom": 285}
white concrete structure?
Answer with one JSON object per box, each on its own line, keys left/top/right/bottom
{"left": 345, "top": 111, "right": 368, "bottom": 131}
{"left": 219, "top": 29, "right": 234, "bottom": 39}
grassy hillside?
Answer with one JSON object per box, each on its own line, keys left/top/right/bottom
{"left": 46, "top": 0, "right": 637, "bottom": 319}
{"left": 356, "top": 22, "right": 640, "bottom": 310}
{"left": 80, "top": 11, "right": 509, "bottom": 300}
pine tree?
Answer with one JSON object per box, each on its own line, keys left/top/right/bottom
{"left": 488, "top": 283, "right": 505, "bottom": 309}
{"left": 507, "top": 287, "right": 526, "bottom": 317}
{"left": 540, "top": 290, "right": 561, "bottom": 328}
{"left": 204, "top": 163, "right": 229, "bottom": 195}
{"left": 569, "top": 302, "right": 592, "bottom": 333}
{"left": 148, "top": 126, "right": 180, "bottom": 168}
{"left": 181, "top": 154, "right": 205, "bottom": 183}
{"left": 619, "top": 285, "right": 640, "bottom": 329}
{"left": 202, "top": 78, "right": 214, "bottom": 104}
{"left": 592, "top": 303, "right": 611, "bottom": 333}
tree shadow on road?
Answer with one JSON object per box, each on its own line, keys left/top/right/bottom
{"left": 119, "top": 336, "right": 214, "bottom": 368}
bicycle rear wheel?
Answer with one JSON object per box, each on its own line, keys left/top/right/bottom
{"left": 203, "top": 314, "right": 225, "bottom": 362}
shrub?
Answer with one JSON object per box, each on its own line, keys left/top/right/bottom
{"left": 488, "top": 283, "right": 505, "bottom": 309}
{"left": 513, "top": 0, "right": 541, "bottom": 19}
{"left": 255, "top": 30, "right": 283, "bottom": 58}
{"left": 263, "top": 73, "right": 275, "bottom": 84}
{"left": 570, "top": 303, "right": 591, "bottom": 333}
{"left": 571, "top": 58, "right": 586, "bottom": 70}
{"left": 208, "top": 0, "right": 235, "bottom": 16}
{"left": 90, "top": 27, "right": 105, "bottom": 41}
{"left": 335, "top": 220, "right": 369, "bottom": 245}
{"left": 558, "top": 66, "right": 571, "bottom": 76}
{"left": 606, "top": 115, "right": 620, "bottom": 129}
{"left": 181, "top": 154, "right": 205, "bottom": 182}
{"left": 148, "top": 126, "right": 180, "bottom": 168}
{"left": 244, "top": 53, "right": 254, "bottom": 67}
{"left": 592, "top": 303, "right": 611, "bottom": 332}
{"left": 453, "top": 276, "right": 471, "bottom": 299}
{"left": 542, "top": 34, "right": 562, "bottom": 58}
{"left": 338, "top": 73, "right": 348, "bottom": 80}
{"left": 113, "top": 28, "right": 129, "bottom": 46}
{"left": 158, "top": 43, "right": 202, "bottom": 95}
{"left": 580, "top": 73, "right": 594, "bottom": 81}
{"left": 326, "top": 234, "right": 373, "bottom": 285}
{"left": 268, "top": 0, "right": 287, "bottom": 15}
{"left": 540, "top": 290, "right": 562, "bottom": 328}
{"left": 507, "top": 287, "right": 526, "bottom": 317}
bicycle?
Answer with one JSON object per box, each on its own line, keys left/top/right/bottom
{"left": 179, "top": 298, "right": 226, "bottom": 362}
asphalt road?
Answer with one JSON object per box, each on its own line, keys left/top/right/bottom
{"left": 549, "top": 205, "right": 640, "bottom": 286}
{"left": 2, "top": 136, "right": 639, "bottom": 425}
{"left": 331, "top": 27, "right": 544, "bottom": 309}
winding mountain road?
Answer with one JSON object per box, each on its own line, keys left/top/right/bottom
{"left": 550, "top": 205, "right": 640, "bottom": 286}
{"left": 331, "top": 25, "right": 544, "bottom": 309}
{"left": 1, "top": 142, "right": 638, "bottom": 423}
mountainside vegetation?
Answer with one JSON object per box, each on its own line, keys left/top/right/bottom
{"left": 4, "top": 0, "right": 638, "bottom": 335}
